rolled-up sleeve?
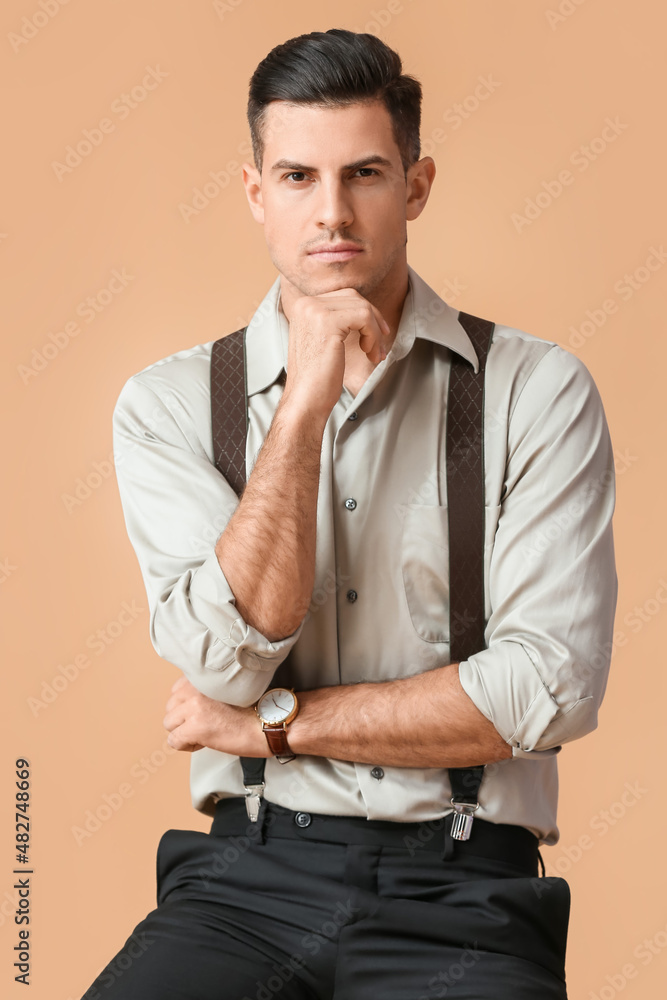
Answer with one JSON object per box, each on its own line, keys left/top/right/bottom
{"left": 112, "top": 374, "right": 303, "bottom": 706}
{"left": 458, "top": 344, "right": 618, "bottom": 756}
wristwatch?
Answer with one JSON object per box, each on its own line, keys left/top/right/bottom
{"left": 255, "top": 688, "right": 299, "bottom": 764}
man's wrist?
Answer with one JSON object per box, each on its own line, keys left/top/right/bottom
{"left": 244, "top": 704, "right": 274, "bottom": 758}
{"left": 281, "top": 692, "right": 309, "bottom": 755}
{"left": 276, "top": 389, "right": 331, "bottom": 436}
{"left": 285, "top": 686, "right": 353, "bottom": 759}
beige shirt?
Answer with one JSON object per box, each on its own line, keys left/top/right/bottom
{"left": 112, "top": 264, "right": 618, "bottom": 846}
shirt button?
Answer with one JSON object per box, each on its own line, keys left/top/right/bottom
{"left": 294, "top": 812, "right": 311, "bottom": 828}
{"left": 344, "top": 498, "right": 357, "bottom": 510}
{"left": 370, "top": 767, "right": 384, "bottom": 780}
{"left": 348, "top": 411, "right": 359, "bottom": 421}
{"left": 346, "top": 589, "right": 358, "bottom": 603}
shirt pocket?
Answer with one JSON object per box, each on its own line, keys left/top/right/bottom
{"left": 401, "top": 503, "right": 451, "bottom": 643}
{"left": 401, "top": 502, "right": 503, "bottom": 643}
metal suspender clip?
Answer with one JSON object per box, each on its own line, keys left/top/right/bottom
{"left": 449, "top": 798, "right": 480, "bottom": 841}
{"left": 244, "top": 782, "right": 265, "bottom": 822}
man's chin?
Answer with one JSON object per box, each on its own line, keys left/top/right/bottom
{"left": 280, "top": 270, "right": 366, "bottom": 298}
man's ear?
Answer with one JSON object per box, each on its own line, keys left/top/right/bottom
{"left": 242, "top": 161, "right": 264, "bottom": 224}
{"left": 406, "top": 156, "right": 436, "bottom": 222}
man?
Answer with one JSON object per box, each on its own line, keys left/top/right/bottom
{"left": 81, "top": 28, "right": 617, "bottom": 1000}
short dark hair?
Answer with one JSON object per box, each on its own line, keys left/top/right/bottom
{"left": 247, "top": 29, "right": 422, "bottom": 175}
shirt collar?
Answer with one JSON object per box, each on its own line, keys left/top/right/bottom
{"left": 244, "top": 263, "right": 479, "bottom": 397}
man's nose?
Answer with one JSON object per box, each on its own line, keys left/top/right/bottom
{"left": 314, "top": 179, "right": 354, "bottom": 232}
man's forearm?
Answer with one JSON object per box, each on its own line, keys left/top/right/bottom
{"left": 215, "top": 395, "right": 325, "bottom": 642}
{"left": 287, "top": 661, "right": 514, "bottom": 768}
{"left": 165, "top": 659, "right": 514, "bottom": 767}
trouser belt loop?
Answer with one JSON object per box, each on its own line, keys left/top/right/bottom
{"left": 255, "top": 797, "right": 269, "bottom": 846}
{"left": 440, "top": 816, "right": 457, "bottom": 862}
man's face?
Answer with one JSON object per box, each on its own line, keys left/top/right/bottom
{"left": 242, "top": 99, "right": 431, "bottom": 302}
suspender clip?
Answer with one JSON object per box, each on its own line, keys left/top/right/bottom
{"left": 244, "top": 782, "right": 265, "bottom": 823}
{"left": 450, "top": 799, "right": 479, "bottom": 841}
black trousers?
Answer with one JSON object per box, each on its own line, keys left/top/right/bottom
{"left": 79, "top": 798, "right": 571, "bottom": 999}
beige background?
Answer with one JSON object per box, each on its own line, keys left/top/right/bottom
{"left": 1, "top": 1, "right": 665, "bottom": 997}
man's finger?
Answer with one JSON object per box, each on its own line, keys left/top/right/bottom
{"left": 167, "top": 730, "right": 204, "bottom": 752}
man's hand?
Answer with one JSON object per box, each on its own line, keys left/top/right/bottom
{"left": 163, "top": 676, "right": 269, "bottom": 757}
{"left": 282, "top": 288, "right": 392, "bottom": 421}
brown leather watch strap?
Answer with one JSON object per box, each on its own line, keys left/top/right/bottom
{"left": 262, "top": 724, "right": 296, "bottom": 762}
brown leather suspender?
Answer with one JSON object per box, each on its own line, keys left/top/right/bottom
{"left": 210, "top": 312, "right": 495, "bottom": 836}
{"left": 445, "top": 312, "right": 494, "bottom": 840}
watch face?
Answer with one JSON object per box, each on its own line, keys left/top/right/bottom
{"left": 257, "top": 688, "right": 296, "bottom": 724}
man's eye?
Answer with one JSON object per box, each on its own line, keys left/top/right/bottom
{"left": 284, "top": 168, "right": 378, "bottom": 184}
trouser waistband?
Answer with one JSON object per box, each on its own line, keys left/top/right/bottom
{"left": 210, "top": 797, "right": 541, "bottom": 873}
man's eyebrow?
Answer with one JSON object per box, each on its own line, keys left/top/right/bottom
{"left": 270, "top": 155, "right": 394, "bottom": 172}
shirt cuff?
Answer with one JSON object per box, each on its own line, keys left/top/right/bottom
{"left": 458, "top": 640, "right": 563, "bottom": 758}
{"left": 187, "top": 548, "right": 304, "bottom": 701}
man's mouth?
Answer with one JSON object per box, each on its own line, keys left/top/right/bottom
{"left": 307, "top": 245, "right": 364, "bottom": 262}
